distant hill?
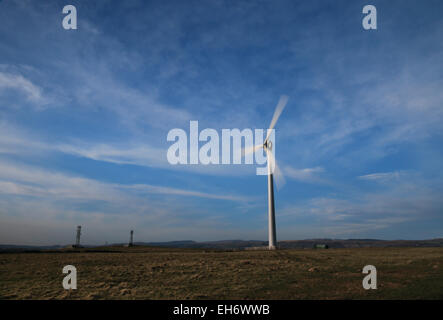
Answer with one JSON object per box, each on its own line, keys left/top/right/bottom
{"left": 113, "top": 238, "right": 443, "bottom": 249}
{"left": 135, "top": 240, "right": 267, "bottom": 249}
{"left": 1, "top": 238, "right": 443, "bottom": 252}
{"left": 278, "top": 238, "right": 443, "bottom": 249}
{"left": 142, "top": 238, "right": 443, "bottom": 249}
{"left": 0, "top": 244, "right": 64, "bottom": 250}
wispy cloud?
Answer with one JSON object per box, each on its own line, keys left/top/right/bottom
{"left": 0, "top": 160, "right": 250, "bottom": 202}
{"left": 123, "top": 184, "right": 251, "bottom": 202}
{"left": 57, "top": 143, "right": 166, "bottom": 168}
{"left": 284, "top": 166, "right": 325, "bottom": 183}
{"left": 0, "top": 123, "right": 261, "bottom": 176}
{"left": 0, "top": 71, "right": 44, "bottom": 104}
{"left": 358, "top": 172, "right": 401, "bottom": 181}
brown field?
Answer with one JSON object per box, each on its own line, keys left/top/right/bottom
{"left": 1, "top": 246, "right": 442, "bottom": 300}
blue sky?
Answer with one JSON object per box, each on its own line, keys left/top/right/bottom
{"left": 0, "top": 0, "right": 442, "bottom": 245}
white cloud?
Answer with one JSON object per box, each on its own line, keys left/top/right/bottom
{"left": 57, "top": 143, "right": 166, "bottom": 168}
{"left": 284, "top": 166, "right": 324, "bottom": 183}
{"left": 0, "top": 71, "right": 44, "bottom": 104}
{"left": 123, "top": 184, "right": 250, "bottom": 202}
{"left": 0, "top": 160, "right": 250, "bottom": 203}
{"left": 358, "top": 172, "right": 401, "bottom": 181}
{"left": 0, "top": 123, "right": 261, "bottom": 176}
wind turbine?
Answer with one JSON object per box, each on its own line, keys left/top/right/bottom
{"left": 243, "top": 95, "right": 288, "bottom": 250}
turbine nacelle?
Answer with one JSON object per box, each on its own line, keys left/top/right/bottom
{"left": 263, "top": 139, "right": 272, "bottom": 151}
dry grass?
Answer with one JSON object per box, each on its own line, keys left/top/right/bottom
{"left": 1, "top": 246, "right": 442, "bottom": 299}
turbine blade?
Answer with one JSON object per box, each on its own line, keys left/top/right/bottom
{"left": 274, "top": 163, "right": 286, "bottom": 190}
{"left": 266, "top": 95, "right": 289, "bottom": 141}
{"left": 267, "top": 149, "right": 286, "bottom": 189}
{"left": 241, "top": 144, "right": 263, "bottom": 158}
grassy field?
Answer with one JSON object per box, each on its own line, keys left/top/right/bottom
{"left": 0, "top": 246, "right": 442, "bottom": 299}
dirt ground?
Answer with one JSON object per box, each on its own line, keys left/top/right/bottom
{"left": 1, "top": 246, "right": 442, "bottom": 299}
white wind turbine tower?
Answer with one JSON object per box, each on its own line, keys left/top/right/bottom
{"left": 243, "top": 95, "right": 288, "bottom": 250}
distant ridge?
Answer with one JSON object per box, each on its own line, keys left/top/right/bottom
{"left": 1, "top": 238, "right": 443, "bottom": 251}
